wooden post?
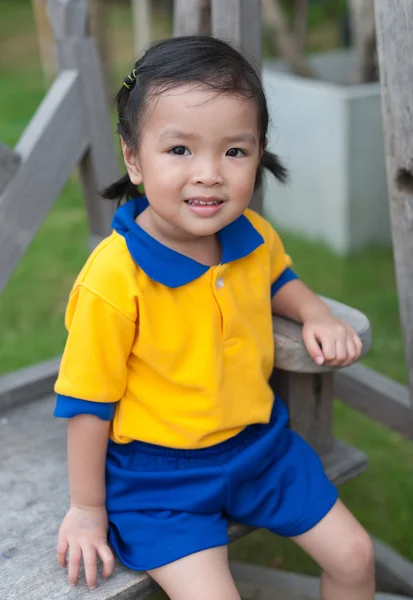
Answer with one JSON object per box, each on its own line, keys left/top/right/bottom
{"left": 87, "top": 0, "right": 112, "bottom": 98}
{"left": 131, "top": 0, "right": 152, "bottom": 57}
{"left": 211, "top": 0, "right": 263, "bottom": 214}
{"left": 32, "top": 0, "right": 58, "bottom": 86}
{"left": 47, "top": 0, "right": 119, "bottom": 247}
{"left": 0, "top": 144, "right": 21, "bottom": 196}
{"left": 374, "top": 0, "right": 413, "bottom": 405}
{"left": 173, "top": 0, "right": 209, "bottom": 36}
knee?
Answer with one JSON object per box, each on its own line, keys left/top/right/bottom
{"left": 329, "top": 530, "right": 375, "bottom": 585}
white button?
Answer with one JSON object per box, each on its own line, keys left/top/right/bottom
{"left": 216, "top": 277, "right": 224, "bottom": 289}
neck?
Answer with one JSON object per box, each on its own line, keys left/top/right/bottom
{"left": 136, "top": 206, "right": 221, "bottom": 266}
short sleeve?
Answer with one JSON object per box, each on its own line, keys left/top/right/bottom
{"left": 54, "top": 284, "right": 136, "bottom": 404}
{"left": 267, "top": 227, "right": 299, "bottom": 296}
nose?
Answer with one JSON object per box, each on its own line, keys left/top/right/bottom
{"left": 191, "top": 157, "right": 223, "bottom": 187}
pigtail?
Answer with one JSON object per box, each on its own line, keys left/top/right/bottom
{"left": 261, "top": 150, "right": 288, "bottom": 184}
{"left": 101, "top": 173, "right": 143, "bottom": 203}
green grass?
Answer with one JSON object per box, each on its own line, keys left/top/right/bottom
{"left": 1, "top": 0, "right": 412, "bottom": 577}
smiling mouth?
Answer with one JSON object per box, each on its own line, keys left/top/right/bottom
{"left": 185, "top": 198, "right": 224, "bottom": 206}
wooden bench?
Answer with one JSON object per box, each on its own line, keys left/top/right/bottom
{"left": 0, "top": 299, "right": 372, "bottom": 600}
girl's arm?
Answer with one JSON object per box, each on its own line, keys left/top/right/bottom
{"left": 271, "top": 278, "right": 362, "bottom": 367}
{"left": 57, "top": 415, "right": 115, "bottom": 590}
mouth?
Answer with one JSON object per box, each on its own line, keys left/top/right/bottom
{"left": 185, "top": 197, "right": 225, "bottom": 206}
{"left": 184, "top": 197, "right": 225, "bottom": 217}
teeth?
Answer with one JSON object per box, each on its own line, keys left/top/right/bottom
{"left": 187, "top": 200, "right": 221, "bottom": 205}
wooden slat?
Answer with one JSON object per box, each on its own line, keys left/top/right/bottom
{"left": 0, "top": 71, "right": 88, "bottom": 295}
{"left": 0, "top": 395, "right": 366, "bottom": 600}
{"left": 375, "top": 0, "right": 413, "bottom": 403}
{"left": 272, "top": 371, "right": 334, "bottom": 454}
{"left": 49, "top": 0, "right": 117, "bottom": 239}
{"left": 0, "top": 144, "right": 20, "bottom": 195}
{"left": 0, "top": 357, "right": 60, "bottom": 413}
{"left": 173, "top": 0, "right": 205, "bottom": 36}
{"left": 211, "top": 0, "right": 261, "bottom": 71}
{"left": 32, "top": 0, "right": 57, "bottom": 86}
{"left": 230, "top": 561, "right": 413, "bottom": 600}
{"left": 373, "top": 536, "right": 413, "bottom": 597}
{"left": 335, "top": 364, "right": 413, "bottom": 440}
{"left": 274, "top": 296, "right": 372, "bottom": 373}
{"left": 131, "top": 0, "right": 152, "bottom": 57}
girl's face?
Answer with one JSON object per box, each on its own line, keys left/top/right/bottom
{"left": 122, "top": 84, "right": 262, "bottom": 240}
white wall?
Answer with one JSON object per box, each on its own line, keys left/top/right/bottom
{"left": 262, "top": 52, "right": 390, "bottom": 254}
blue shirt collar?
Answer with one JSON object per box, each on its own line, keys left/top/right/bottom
{"left": 112, "top": 196, "right": 264, "bottom": 288}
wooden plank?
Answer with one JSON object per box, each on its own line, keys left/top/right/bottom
{"left": 0, "top": 357, "right": 60, "bottom": 413}
{"left": 0, "top": 395, "right": 365, "bottom": 600}
{"left": 374, "top": 536, "right": 413, "bottom": 597}
{"left": 173, "top": 0, "right": 205, "bottom": 36}
{"left": 274, "top": 296, "right": 372, "bottom": 373}
{"left": 32, "top": 0, "right": 57, "bottom": 86}
{"left": 132, "top": 0, "right": 152, "bottom": 57}
{"left": 0, "top": 144, "right": 20, "bottom": 195}
{"left": 230, "top": 561, "right": 413, "bottom": 600}
{"left": 375, "top": 0, "right": 413, "bottom": 403}
{"left": 334, "top": 364, "right": 413, "bottom": 440}
{"left": 271, "top": 371, "right": 334, "bottom": 454}
{"left": 0, "top": 71, "right": 88, "bottom": 295}
{"left": 49, "top": 0, "right": 117, "bottom": 239}
{"left": 211, "top": 0, "right": 261, "bottom": 72}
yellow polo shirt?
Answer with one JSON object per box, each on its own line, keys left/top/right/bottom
{"left": 54, "top": 197, "right": 296, "bottom": 449}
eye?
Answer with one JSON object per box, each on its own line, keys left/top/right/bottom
{"left": 169, "top": 146, "right": 190, "bottom": 155}
{"left": 226, "top": 148, "right": 246, "bottom": 158}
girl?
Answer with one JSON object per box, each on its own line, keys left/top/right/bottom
{"left": 54, "top": 36, "right": 375, "bottom": 600}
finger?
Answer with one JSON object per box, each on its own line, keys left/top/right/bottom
{"left": 345, "top": 337, "right": 357, "bottom": 365}
{"left": 354, "top": 334, "right": 363, "bottom": 358}
{"left": 321, "top": 338, "right": 336, "bottom": 363}
{"left": 56, "top": 536, "right": 68, "bottom": 569}
{"left": 82, "top": 546, "right": 98, "bottom": 590}
{"left": 98, "top": 544, "right": 115, "bottom": 579}
{"left": 302, "top": 328, "right": 324, "bottom": 365}
{"left": 335, "top": 338, "right": 348, "bottom": 364}
{"left": 67, "top": 544, "right": 82, "bottom": 587}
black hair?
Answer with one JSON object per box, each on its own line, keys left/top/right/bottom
{"left": 102, "top": 35, "right": 288, "bottom": 202}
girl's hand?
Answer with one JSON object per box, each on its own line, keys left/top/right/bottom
{"left": 57, "top": 505, "right": 115, "bottom": 589}
{"left": 302, "top": 314, "right": 363, "bottom": 367}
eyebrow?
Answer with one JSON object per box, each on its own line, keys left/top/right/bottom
{"left": 159, "top": 129, "right": 257, "bottom": 145}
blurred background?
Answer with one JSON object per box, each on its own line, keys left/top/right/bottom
{"left": 0, "top": 0, "right": 411, "bottom": 577}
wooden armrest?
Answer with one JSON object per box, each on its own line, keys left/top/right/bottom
{"left": 273, "top": 297, "right": 372, "bottom": 373}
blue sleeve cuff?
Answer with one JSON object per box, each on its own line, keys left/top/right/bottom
{"left": 53, "top": 395, "right": 116, "bottom": 421}
{"left": 271, "top": 267, "right": 299, "bottom": 297}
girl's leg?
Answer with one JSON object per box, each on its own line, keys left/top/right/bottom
{"left": 291, "top": 499, "right": 375, "bottom": 600}
{"left": 148, "top": 546, "right": 240, "bottom": 600}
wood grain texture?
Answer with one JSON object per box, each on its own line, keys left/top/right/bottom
{"left": 56, "top": 31, "right": 118, "bottom": 239}
{"left": 373, "top": 536, "right": 413, "bottom": 597}
{"left": 131, "top": 0, "right": 151, "bottom": 57}
{"left": 230, "top": 560, "right": 413, "bottom": 600}
{"left": 173, "top": 0, "right": 204, "bottom": 36}
{"left": 0, "top": 396, "right": 365, "bottom": 600}
{"left": 271, "top": 371, "right": 334, "bottom": 454}
{"left": 274, "top": 296, "right": 371, "bottom": 373}
{"left": 47, "top": 0, "right": 88, "bottom": 40}
{"left": 335, "top": 363, "right": 413, "bottom": 440}
{"left": 0, "top": 71, "right": 88, "bottom": 295}
{"left": 375, "top": 0, "right": 413, "bottom": 403}
{"left": 0, "top": 357, "right": 60, "bottom": 413}
{"left": 0, "top": 144, "right": 20, "bottom": 195}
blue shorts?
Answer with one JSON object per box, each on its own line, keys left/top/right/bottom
{"left": 105, "top": 397, "right": 338, "bottom": 571}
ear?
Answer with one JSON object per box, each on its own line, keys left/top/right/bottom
{"left": 260, "top": 137, "right": 268, "bottom": 161}
{"left": 121, "top": 137, "right": 143, "bottom": 185}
